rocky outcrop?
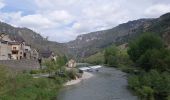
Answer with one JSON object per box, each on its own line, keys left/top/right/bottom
{"left": 0, "top": 23, "right": 68, "bottom": 56}
{"left": 66, "top": 13, "right": 170, "bottom": 58}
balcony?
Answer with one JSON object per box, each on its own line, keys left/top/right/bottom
{"left": 12, "top": 50, "right": 19, "bottom": 54}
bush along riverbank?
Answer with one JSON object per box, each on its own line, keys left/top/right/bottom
{"left": 0, "top": 55, "right": 78, "bottom": 100}
{"left": 127, "top": 33, "right": 170, "bottom": 100}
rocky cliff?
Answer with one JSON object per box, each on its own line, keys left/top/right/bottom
{"left": 66, "top": 13, "right": 170, "bottom": 58}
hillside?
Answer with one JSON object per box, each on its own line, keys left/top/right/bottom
{"left": 0, "top": 13, "right": 170, "bottom": 59}
{"left": 66, "top": 13, "right": 170, "bottom": 58}
{"left": 0, "top": 22, "right": 69, "bottom": 56}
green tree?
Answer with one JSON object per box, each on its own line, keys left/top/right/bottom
{"left": 137, "top": 49, "right": 170, "bottom": 71}
{"left": 128, "top": 33, "right": 164, "bottom": 63}
{"left": 104, "top": 45, "right": 118, "bottom": 66}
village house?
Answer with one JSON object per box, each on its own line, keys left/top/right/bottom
{"left": 0, "top": 33, "right": 39, "bottom": 60}
{"left": 30, "top": 49, "right": 39, "bottom": 59}
{"left": 0, "top": 33, "right": 12, "bottom": 60}
{"left": 40, "top": 49, "right": 54, "bottom": 58}
{"left": 67, "top": 59, "right": 77, "bottom": 68}
{"left": 24, "top": 44, "right": 31, "bottom": 59}
{"left": 39, "top": 49, "right": 58, "bottom": 62}
{"left": 9, "top": 42, "right": 25, "bottom": 60}
{"left": 0, "top": 40, "right": 12, "bottom": 60}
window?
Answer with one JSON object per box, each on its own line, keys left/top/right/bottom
{"left": 13, "top": 47, "right": 17, "bottom": 50}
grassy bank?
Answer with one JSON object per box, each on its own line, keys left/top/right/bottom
{"left": 0, "top": 56, "right": 75, "bottom": 100}
{"left": 0, "top": 65, "right": 68, "bottom": 100}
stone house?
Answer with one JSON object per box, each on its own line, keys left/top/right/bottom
{"left": 40, "top": 49, "right": 54, "bottom": 58}
{"left": 23, "top": 44, "right": 31, "bottom": 59}
{"left": 9, "top": 42, "right": 25, "bottom": 60}
{"left": 0, "top": 34, "right": 12, "bottom": 60}
{"left": 31, "top": 49, "right": 39, "bottom": 60}
{"left": 39, "top": 49, "right": 57, "bottom": 62}
{"left": 0, "top": 33, "right": 39, "bottom": 60}
{"left": 0, "top": 40, "right": 12, "bottom": 60}
{"left": 67, "top": 59, "right": 76, "bottom": 68}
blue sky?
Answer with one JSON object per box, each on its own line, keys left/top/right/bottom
{"left": 0, "top": 0, "right": 170, "bottom": 43}
{"left": 2, "top": 0, "right": 36, "bottom": 15}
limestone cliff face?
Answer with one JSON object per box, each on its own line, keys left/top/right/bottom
{"left": 66, "top": 13, "right": 170, "bottom": 58}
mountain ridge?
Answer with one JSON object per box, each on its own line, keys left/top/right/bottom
{"left": 66, "top": 12, "right": 170, "bottom": 58}
{"left": 0, "top": 21, "right": 69, "bottom": 56}
{"left": 0, "top": 12, "right": 170, "bottom": 59}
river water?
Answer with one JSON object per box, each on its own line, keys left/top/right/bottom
{"left": 57, "top": 67, "right": 138, "bottom": 100}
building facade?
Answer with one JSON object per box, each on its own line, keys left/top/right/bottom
{"left": 10, "top": 42, "right": 25, "bottom": 60}
{"left": 67, "top": 59, "right": 76, "bottom": 68}
{"left": 0, "top": 33, "right": 39, "bottom": 60}
{"left": 0, "top": 40, "right": 12, "bottom": 60}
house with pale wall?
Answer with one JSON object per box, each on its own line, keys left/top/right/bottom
{"left": 0, "top": 40, "right": 12, "bottom": 60}
{"left": 9, "top": 42, "right": 25, "bottom": 60}
{"left": 0, "top": 33, "right": 39, "bottom": 60}
{"left": 0, "top": 33, "right": 12, "bottom": 60}
{"left": 67, "top": 59, "right": 76, "bottom": 68}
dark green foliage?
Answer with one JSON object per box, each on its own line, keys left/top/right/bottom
{"left": 104, "top": 45, "right": 134, "bottom": 71}
{"left": 128, "top": 70, "right": 170, "bottom": 100}
{"left": 128, "top": 33, "right": 164, "bottom": 63}
{"left": 137, "top": 49, "right": 170, "bottom": 72}
{"left": 30, "top": 70, "right": 42, "bottom": 74}
{"left": 127, "top": 32, "right": 170, "bottom": 100}
{"left": 128, "top": 33, "right": 166, "bottom": 71}
{"left": 104, "top": 45, "right": 118, "bottom": 66}
{"left": 67, "top": 69, "right": 77, "bottom": 80}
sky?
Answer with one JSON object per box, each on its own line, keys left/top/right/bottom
{"left": 0, "top": 0, "right": 170, "bottom": 43}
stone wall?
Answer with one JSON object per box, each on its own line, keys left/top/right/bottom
{"left": 0, "top": 59, "right": 40, "bottom": 71}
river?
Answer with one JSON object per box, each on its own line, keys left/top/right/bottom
{"left": 57, "top": 67, "right": 138, "bottom": 100}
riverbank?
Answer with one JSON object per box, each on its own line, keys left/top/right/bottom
{"left": 57, "top": 67, "right": 138, "bottom": 100}
{"left": 64, "top": 72, "right": 93, "bottom": 86}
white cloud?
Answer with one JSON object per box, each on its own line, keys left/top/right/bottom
{"left": 145, "top": 4, "right": 170, "bottom": 17}
{"left": 0, "top": 12, "right": 22, "bottom": 24}
{"left": 18, "top": 14, "right": 55, "bottom": 29}
{"left": 1, "top": 0, "right": 170, "bottom": 42}
{"left": 47, "top": 10, "right": 74, "bottom": 24}
{"left": 0, "top": 0, "right": 5, "bottom": 9}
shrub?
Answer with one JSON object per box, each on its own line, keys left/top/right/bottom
{"left": 30, "top": 70, "right": 41, "bottom": 74}
{"left": 67, "top": 69, "right": 77, "bottom": 80}
{"left": 128, "top": 75, "right": 140, "bottom": 90}
{"left": 128, "top": 33, "right": 164, "bottom": 63}
{"left": 137, "top": 49, "right": 170, "bottom": 72}
{"left": 128, "top": 70, "right": 170, "bottom": 100}
{"left": 139, "top": 86, "right": 154, "bottom": 100}
{"left": 104, "top": 45, "right": 119, "bottom": 66}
